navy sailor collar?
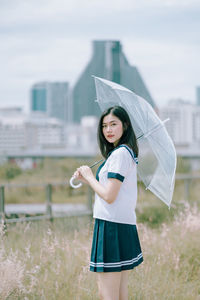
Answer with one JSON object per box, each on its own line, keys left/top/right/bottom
{"left": 107, "top": 144, "right": 138, "bottom": 164}
{"left": 96, "top": 144, "right": 138, "bottom": 181}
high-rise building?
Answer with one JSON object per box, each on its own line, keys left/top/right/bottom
{"left": 196, "top": 86, "right": 200, "bottom": 106}
{"left": 31, "top": 83, "right": 47, "bottom": 112}
{"left": 72, "top": 40, "right": 155, "bottom": 123}
{"left": 31, "top": 82, "right": 69, "bottom": 122}
{"left": 159, "top": 99, "right": 200, "bottom": 146}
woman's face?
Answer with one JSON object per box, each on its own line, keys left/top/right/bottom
{"left": 102, "top": 113, "right": 123, "bottom": 146}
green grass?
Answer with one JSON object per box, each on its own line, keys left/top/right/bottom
{"left": 0, "top": 205, "right": 200, "bottom": 300}
{"left": 0, "top": 157, "right": 97, "bottom": 184}
{"left": 1, "top": 157, "right": 99, "bottom": 205}
{"left": 4, "top": 184, "right": 89, "bottom": 205}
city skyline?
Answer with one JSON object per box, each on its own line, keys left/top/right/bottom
{"left": 0, "top": 0, "right": 200, "bottom": 112}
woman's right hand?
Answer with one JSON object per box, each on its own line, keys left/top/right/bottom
{"left": 73, "top": 170, "right": 89, "bottom": 185}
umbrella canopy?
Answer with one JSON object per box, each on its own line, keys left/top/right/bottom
{"left": 94, "top": 76, "right": 177, "bottom": 207}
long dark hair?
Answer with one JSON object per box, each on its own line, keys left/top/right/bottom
{"left": 97, "top": 106, "right": 138, "bottom": 158}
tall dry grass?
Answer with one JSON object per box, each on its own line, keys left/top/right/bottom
{"left": 1, "top": 157, "right": 200, "bottom": 298}
{"left": 1, "top": 204, "right": 200, "bottom": 300}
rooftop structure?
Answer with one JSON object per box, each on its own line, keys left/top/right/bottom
{"left": 0, "top": 107, "right": 23, "bottom": 115}
{"left": 72, "top": 40, "right": 155, "bottom": 123}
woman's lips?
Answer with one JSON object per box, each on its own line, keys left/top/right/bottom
{"left": 107, "top": 135, "right": 114, "bottom": 138}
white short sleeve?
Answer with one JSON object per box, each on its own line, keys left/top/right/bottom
{"left": 107, "top": 147, "right": 134, "bottom": 182}
{"left": 93, "top": 145, "right": 138, "bottom": 224}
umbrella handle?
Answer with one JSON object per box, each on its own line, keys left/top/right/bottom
{"left": 69, "top": 176, "right": 83, "bottom": 189}
{"left": 69, "top": 159, "right": 104, "bottom": 189}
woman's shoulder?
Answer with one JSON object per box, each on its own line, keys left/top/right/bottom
{"left": 109, "top": 145, "right": 131, "bottom": 159}
{"left": 113, "top": 144, "right": 132, "bottom": 154}
{"left": 109, "top": 145, "right": 138, "bottom": 164}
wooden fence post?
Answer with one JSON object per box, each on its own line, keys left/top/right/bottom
{"left": 46, "top": 184, "right": 53, "bottom": 222}
{"left": 0, "top": 186, "right": 5, "bottom": 225}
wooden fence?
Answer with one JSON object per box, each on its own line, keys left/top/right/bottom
{"left": 0, "top": 182, "right": 93, "bottom": 224}
{"left": 0, "top": 174, "right": 199, "bottom": 224}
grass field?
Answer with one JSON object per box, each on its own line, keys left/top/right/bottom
{"left": 0, "top": 204, "right": 200, "bottom": 300}
{"left": 1, "top": 157, "right": 200, "bottom": 210}
{"left": 0, "top": 157, "right": 200, "bottom": 299}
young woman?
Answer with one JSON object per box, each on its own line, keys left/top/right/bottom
{"left": 73, "top": 106, "right": 143, "bottom": 300}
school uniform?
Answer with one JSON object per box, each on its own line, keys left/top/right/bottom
{"left": 90, "top": 144, "right": 143, "bottom": 273}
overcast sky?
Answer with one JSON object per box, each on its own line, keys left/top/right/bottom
{"left": 0, "top": 0, "right": 200, "bottom": 112}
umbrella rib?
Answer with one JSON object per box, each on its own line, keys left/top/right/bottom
{"left": 137, "top": 119, "right": 169, "bottom": 140}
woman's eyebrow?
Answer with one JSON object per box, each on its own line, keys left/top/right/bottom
{"left": 102, "top": 120, "right": 117, "bottom": 125}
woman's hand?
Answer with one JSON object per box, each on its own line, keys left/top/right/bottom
{"left": 78, "top": 166, "right": 93, "bottom": 180}
{"left": 73, "top": 165, "right": 94, "bottom": 185}
{"left": 73, "top": 165, "right": 122, "bottom": 204}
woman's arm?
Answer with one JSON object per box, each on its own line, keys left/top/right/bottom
{"left": 73, "top": 166, "right": 122, "bottom": 204}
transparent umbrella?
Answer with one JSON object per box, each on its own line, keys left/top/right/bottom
{"left": 93, "top": 76, "right": 177, "bottom": 207}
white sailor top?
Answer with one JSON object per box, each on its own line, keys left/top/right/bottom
{"left": 93, "top": 144, "right": 138, "bottom": 225}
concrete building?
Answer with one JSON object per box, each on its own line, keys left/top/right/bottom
{"left": 0, "top": 109, "right": 98, "bottom": 158}
{"left": 31, "top": 82, "right": 69, "bottom": 122}
{"left": 72, "top": 40, "right": 155, "bottom": 123}
{"left": 0, "top": 107, "right": 23, "bottom": 115}
{"left": 64, "top": 116, "right": 98, "bottom": 152}
{"left": 196, "top": 86, "right": 200, "bottom": 106}
{"left": 159, "top": 99, "right": 200, "bottom": 147}
{"left": 0, "top": 112, "right": 65, "bottom": 154}
{"left": 0, "top": 115, "right": 27, "bottom": 153}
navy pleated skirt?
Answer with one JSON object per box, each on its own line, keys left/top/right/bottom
{"left": 90, "top": 219, "right": 143, "bottom": 273}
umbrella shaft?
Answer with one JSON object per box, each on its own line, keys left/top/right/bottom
{"left": 89, "top": 159, "right": 104, "bottom": 168}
